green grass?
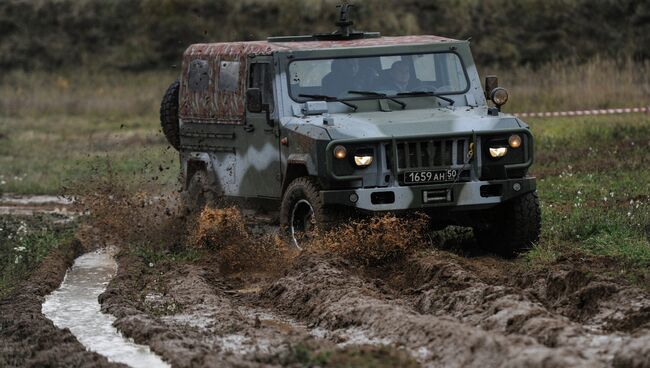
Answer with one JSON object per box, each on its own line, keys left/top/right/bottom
{"left": 0, "top": 215, "right": 75, "bottom": 297}
{"left": 0, "top": 71, "right": 179, "bottom": 194}
{"left": 131, "top": 243, "right": 204, "bottom": 266}
{"left": 525, "top": 114, "right": 650, "bottom": 284}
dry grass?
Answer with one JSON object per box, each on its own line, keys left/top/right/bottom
{"left": 490, "top": 58, "right": 650, "bottom": 113}
{"left": 0, "top": 70, "right": 176, "bottom": 118}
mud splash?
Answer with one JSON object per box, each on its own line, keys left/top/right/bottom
{"left": 42, "top": 249, "right": 169, "bottom": 368}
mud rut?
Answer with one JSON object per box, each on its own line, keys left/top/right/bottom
{"left": 100, "top": 237, "right": 650, "bottom": 367}
{"left": 5, "top": 194, "right": 647, "bottom": 367}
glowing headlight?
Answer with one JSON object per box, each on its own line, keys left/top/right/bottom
{"left": 333, "top": 145, "right": 347, "bottom": 159}
{"left": 508, "top": 134, "right": 522, "bottom": 148}
{"left": 354, "top": 155, "right": 374, "bottom": 167}
{"left": 490, "top": 87, "right": 509, "bottom": 106}
{"left": 489, "top": 147, "right": 508, "bottom": 158}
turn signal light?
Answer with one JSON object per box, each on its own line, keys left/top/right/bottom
{"left": 508, "top": 134, "right": 522, "bottom": 148}
{"left": 334, "top": 145, "right": 347, "bottom": 159}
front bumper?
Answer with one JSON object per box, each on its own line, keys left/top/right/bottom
{"left": 321, "top": 177, "right": 536, "bottom": 212}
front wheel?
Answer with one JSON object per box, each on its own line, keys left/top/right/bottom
{"left": 280, "top": 177, "right": 333, "bottom": 248}
{"left": 474, "top": 191, "right": 541, "bottom": 257}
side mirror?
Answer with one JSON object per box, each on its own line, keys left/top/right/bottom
{"left": 485, "top": 75, "right": 498, "bottom": 99}
{"left": 246, "top": 88, "right": 263, "bottom": 113}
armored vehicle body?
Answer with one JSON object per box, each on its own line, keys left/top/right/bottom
{"left": 160, "top": 7, "right": 541, "bottom": 255}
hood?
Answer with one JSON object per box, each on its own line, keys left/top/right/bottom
{"left": 319, "top": 106, "right": 525, "bottom": 140}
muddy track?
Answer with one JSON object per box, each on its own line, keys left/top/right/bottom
{"left": 0, "top": 238, "right": 121, "bottom": 368}
{"left": 101, "top": 250, "right": 418, "bottom": 367}
{"left": 99, "top": 243, "right": 650, "bottom": 368}
{"left": 383, "top": 252, "right": 650, "bottom": 366}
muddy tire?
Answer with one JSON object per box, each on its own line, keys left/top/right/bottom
{"left": 280, "top": 177, "right": 336, "bottom": 248}
{"left": 475, "top": 191, "right": 541, "bottom": 257}
{"left": 160, "top": 79, "right": 180, "bottom": 150}
{"left": 181, "top": 171, "right": 213, "bottom": 215}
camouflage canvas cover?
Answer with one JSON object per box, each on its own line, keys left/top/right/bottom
{"left": 179, "top": 36, "right": 456, "bottom": 124}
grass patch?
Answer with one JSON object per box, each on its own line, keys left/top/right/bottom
{"left": 131, "top": 243, "right": 204, "bottom": 267}
{"left": 525, "top": 114, "right": 650, "bottom": 286}
{"left": 0, "top": 70, "right": 178, "bottom": 195}
{"left": 0, "top": 215, "right": 75, "bottom": 297}
{"left": 493, "top": 58, "right": 650, "bottom": 113}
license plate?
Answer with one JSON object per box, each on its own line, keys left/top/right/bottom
{"left": 403, "top": 169, "right": 458, "bottom": 184}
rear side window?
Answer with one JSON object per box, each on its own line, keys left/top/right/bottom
{"left": 188, "top": 59, "right": 210, "bottom": 92}
{"left": 218, "top": 61, "right": 241, "bottom": 92}
{"left": 248, "top": 62, "right": 274, "bottom": 111}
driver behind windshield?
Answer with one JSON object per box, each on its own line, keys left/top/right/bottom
{"left": 321, "top": 59, "right": 359, "bottom": 97}
{"left": 384, "top": 60, "right": 422, "bottom": 92}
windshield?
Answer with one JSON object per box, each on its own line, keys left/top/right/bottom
{"left": 288, "top": 52, "right": 468, "bottom": 101}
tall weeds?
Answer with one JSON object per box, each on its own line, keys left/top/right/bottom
{"left": 2, "top": 58, "right": 647, "bottom": 117}
{"left": 490, "top": 58, "right": 650, "bottom": 113}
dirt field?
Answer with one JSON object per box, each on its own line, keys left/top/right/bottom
{"left": 92, "top": 217, "right": 650, "bottom": 368}
{"left": 0, "top": 63, "right": 649, "bottom": 367}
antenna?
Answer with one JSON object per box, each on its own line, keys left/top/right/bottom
{"left": 334, "top": 4, "right": 355, "bottom": 37}
{"left": 267, "top": 2, "right": 380, "bottom": 42}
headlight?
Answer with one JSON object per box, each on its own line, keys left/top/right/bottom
{"left": 508, "top": 134, "right": 522, "bottom": 148}
{"left": 354, "top": 155, "right": 374, "bottom": 167}
{"left": 489, "top": 147, "right": 508, "bottom": 158}
{"left": 333, "top": 145, "right": 347, "bottom": 159}
{"left": 490, "top": 87, "right": 509, "bottom": 106}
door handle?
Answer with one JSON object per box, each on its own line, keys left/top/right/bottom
{"left": 243, "top": 124, "right": 255, "bottom": 133}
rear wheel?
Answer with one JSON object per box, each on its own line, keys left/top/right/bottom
{"left": 280, "top": 177, "right": 335, "bottom": 248}
{"left": 474, "top": 191, "right": 541, "bottom": 257}
{"left": 160, "top": 80, "right": 180, "bottom": 150}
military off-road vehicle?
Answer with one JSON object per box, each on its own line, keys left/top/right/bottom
{"left": 160, "top": 5, "right": 541, "bottom": 255}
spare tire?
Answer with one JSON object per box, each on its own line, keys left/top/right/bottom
{"left": 160, "top": 79, "right": 180, "bottom": 150}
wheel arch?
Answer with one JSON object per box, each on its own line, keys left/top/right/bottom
{"left": 282, "top": 153, "right": 318, "bottom": 194}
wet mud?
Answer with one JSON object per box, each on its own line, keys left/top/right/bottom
{"left": 42, "top": 249, "right": 169, "bottom": 368}
{"left": 3, "top": 192, "right": 650, "bottom": 367}
{"left": 0, "top": 238, "right": 120, "bottom": 368}
{"left": 100, "top": 243, "right": 650, "bottom": 367}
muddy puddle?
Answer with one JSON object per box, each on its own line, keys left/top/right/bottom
{"left": 0, "top": 194, "right": 77, "bottom": 218}
{"left": 42, "top": 249, "right": 169, "bottom": 368}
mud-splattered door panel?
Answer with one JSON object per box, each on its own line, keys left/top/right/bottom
{"left": 237, "top": 58, "right": 282, "bottom": 198}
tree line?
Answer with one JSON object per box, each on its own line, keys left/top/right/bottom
{"left": 1, "top": 0, "right": 648, "bottom": 71}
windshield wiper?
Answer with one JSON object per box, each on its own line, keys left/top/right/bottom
{"left": 299, "top": 94, "right": 358, "bottom": 111}
{"left": 397, "top": 91, "right": 455, "bottom": 106}
{"left": 347, "top": 91, "right": 407, "bottom": 110}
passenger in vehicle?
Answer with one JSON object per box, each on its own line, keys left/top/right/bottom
{"left": 384, "top": 60, "right": 422, "bottom": 92}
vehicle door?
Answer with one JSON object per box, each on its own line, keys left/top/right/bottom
{"left": 237, "top": 56, "right": 282, "bottom": 198}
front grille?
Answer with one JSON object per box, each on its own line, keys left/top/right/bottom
{"left": 386, "top": 138, "right": 470, "bottom": 170}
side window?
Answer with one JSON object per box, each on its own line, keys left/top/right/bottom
{"left": 218, "top": 61, "right": 240, "bottom": 92}
{"left": 248, "top": 63, "right": 274, "bottom": 111}
{"left": 188, "top": 59, "right": 210, "bottom": 92}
